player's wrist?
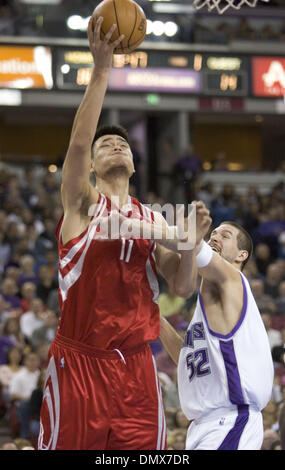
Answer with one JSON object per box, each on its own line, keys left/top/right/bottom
{"left": 92, "top": 65, "right": 111, "bottom": 81}
{"left": 196, "top": 240, "right": 213, "bottom": 268}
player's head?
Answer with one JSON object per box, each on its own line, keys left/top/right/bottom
{"left": 91, "top": 125, "right": 134, "bottom": 179}
{"left": 208, "top": 221, "right": 253, "bottom": 271}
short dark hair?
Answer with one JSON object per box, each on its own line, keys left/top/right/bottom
{"left": 92, "top": 125, "right": 129, "bottom": 149}
{"left": 220, "top": 221, "right": 253, "bottom": 271}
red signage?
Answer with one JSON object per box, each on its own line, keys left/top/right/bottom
{"left": 252, "top": 57, "right": 285, "bottom": 97}
{"left": 199, "top": 98, "right": 244, "bottom": 112}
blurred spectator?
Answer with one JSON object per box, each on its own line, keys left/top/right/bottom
{"left": 0, "top": 278, "right": 21, "bottom": 310}
{"left": 29, "top": 368, "right": 46, "bottom": 446}
{"left": 276, "top": 281, "right": 285, "bottom": 315}
{"left": 0, "top": 346, "right": 23, "bottom": 401}
{"left": 30, "top": 309, "right": 58, "bottom": 349}
{"left": 242, "top": 203, "right": 260, "bottom": 241}
{"left": 172, "top": 144, "right": 203, "bottom": 203}
{"left": 242, "top": 259, "right": 260, "bottom": 281}
{"left": 20, "top": 282, "right": 37, "bottom": 313}
{"left": 254, "top": 243, "right": 274, "bottom": 276}
{"left": 235, "top": 18, "right": 256, "bottom": 40}
{"left": 167, "top": 428, "right": 187, "bottom": 450}
{"left": 261, "top": 429, "right": 280, "bottom": 450}
{"left": 257, "top": 206, "right": 285, "bottom": 258}
{"left": 158, "top": 371, "right": 180, "bottom": 409}
{"left": 158, "top": 285, "right": 186, "bottom": 328}
{"left": 211, "top": 200, "right": 234, "bottom": 228}
{"left": 0, "top": 318, "right": 24, "bottom": 364}
{"left": 262, "top": 398, "right": 278, "bottom": 431}
{"left": 36, "top": 264, "right": 58, "bottom": 304}
{"left": 0, "top": 228, "right": 10, "bottom": 274}
{"left": 129, "top": 138, "right": 142, "bottom": 200}
{"left": 4, "top": 262, "right": 21, "bottom": 286}
{"left": 215, "top": 22, "right": 234, "bottom": 43}
{"left": 35, "top": 341, "right": 49, "bottom": 369}
{"left": 18, "top": 255, "right": 38, "bottom": 287}
{"left": 270, "top": 440, "right": 282, "bottom": 450}
{"left": 42, "top": 249, "right": 58, "bottom": 280}
{"left": 210, "top": 151, "right": 228, "bottom": 171}
{"left": 261, "top": 313, "right": 282, "bottom": 350}
{"left": 250, "top": 279, "right": 276, "bottom": 313}
{"left": 280, "top": 401, "right": 285, "bottom": 449}
{"left": 34, "top": 218, "right": 57, "bottom": 262}
{"left": 196, "top": 181, "right": 215, "bottom": 209}
{"left": 278, "top": 232, "right": 285, "bottom": 259}
{"left": 13, "top": 438, "right": 34, "bottom": 450}
{"left": 174, "top": 408, "right": 190, "bottom": 430}
{"left": 46, "top": 288, "right": 60, "bottom": 316}
{"left": 0, "top": 441, "right": 18, "bottom": 450}
{"left": 259, "top": 23, "right": 278, "bottom": 41}
{"left": 19, "top": 298, "right": 45, "bottom": 343}
{"left": 164, "top": 407, "right": 177, "bottom": 432}
{"left": 264, "top": 263, "right": 283, "bottom": 298}
{"left": 9, "top": 352, "right": 40, "bottom": 438}
{"left": 0, "top": 293, "right": 10, "bottom": 325}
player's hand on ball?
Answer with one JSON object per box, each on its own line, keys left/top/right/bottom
{"left": 88, "top": 16, "right": 125, "bottom": 70}
{"left": 192, "top": 201, "right": 212, "bottom": 246}
{"left": 176, "top": 201, "right": 211, "bottom": 250}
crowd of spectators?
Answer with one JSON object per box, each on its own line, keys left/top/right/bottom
{"left": 0, "top": 161, "right": 284, "bottom": 450}
{"left": 191, "top": 17, "right": 285, "bottom": 45}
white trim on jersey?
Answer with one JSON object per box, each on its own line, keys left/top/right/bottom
{"left": 141, "top": 203, "right": 153, "bottom": 223}
{"left": 59, "top": 196, "right": 105, "bottom": 270}
{"left": 145, "top": 241, "right": 159, "bottom": 304}
{"left": 38, "top": 356, "right": 60, "bottom": 450}
{"left": 152, "top": 356, "right": 167, "bottom": 450}
{"left": 59, "top": 197, "right": 107, "bottom": 303}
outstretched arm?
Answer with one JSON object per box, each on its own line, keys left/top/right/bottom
{"left": 61, "top": 17, "right": 124, "bottom": 212}
{"left": 159, "top": 316, "right": 184, "bottom": 365}
{"left": 155, "top": 201, "right": 212, "bottom": 298}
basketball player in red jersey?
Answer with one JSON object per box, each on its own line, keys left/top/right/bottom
{"left": 38, "top": 16, "right": 210, "bottom": 450}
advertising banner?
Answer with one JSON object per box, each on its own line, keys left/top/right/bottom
{"left": 0, "top": 46, "right": 53, "bottom": 89}
{"left": 252, "top": 57, "right": 285, "bottom": 97}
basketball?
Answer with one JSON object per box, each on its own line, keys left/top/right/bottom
{"left": 93, "top": 0, "right": 146, "bottom": 54}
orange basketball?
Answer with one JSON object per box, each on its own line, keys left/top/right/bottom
{"left": 93, "top": 0, "right": 146, "bottom": 54}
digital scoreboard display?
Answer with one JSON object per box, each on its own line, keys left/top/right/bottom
{"left": 56, "top": 48, "right": 249, "bottom": 96}
{"left": 202, "top": 55, "right": 248, "bottom": 96}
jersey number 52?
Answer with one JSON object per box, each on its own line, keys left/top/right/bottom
{"left": 186, "top": 348, "right": 211, "bottom": 382}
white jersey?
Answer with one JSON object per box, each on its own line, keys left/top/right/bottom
{"left": 178, "top": 272, "right": 274, "bottom": 422}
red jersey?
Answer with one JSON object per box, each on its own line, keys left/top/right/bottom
{"left": 55, "top": 193, "right": 160, "bottom": 350}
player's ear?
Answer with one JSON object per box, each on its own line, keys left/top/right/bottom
{"left": 237, "top": 250, "right": 248, "bottom": 264}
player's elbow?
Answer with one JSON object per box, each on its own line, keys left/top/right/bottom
{"left": 173, "top": 282, "right": 194, "bottom": 299}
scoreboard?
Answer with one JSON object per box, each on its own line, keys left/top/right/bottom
{"left": 56, "top": 48, "right": 249, "bottom": 96}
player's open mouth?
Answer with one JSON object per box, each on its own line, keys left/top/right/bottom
{"left": 210, "top": 244, "right": 221, "bottom": 254}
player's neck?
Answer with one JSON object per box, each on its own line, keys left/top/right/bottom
{"left": 96, "top": 174, "right": 130, "bottom": 208}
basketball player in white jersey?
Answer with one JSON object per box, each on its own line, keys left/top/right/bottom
{"left": 159, "top": 215, "right": 274, "bottom": 450}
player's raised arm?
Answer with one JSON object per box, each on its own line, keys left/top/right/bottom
{"left": 155, "top": 202, "right": 212, "bottom": 298}
{"left": 159, "top": 316, "right": 184, "bottom": 365}
{"left": 61, "top": 16, "right": 124, "bottom": 211}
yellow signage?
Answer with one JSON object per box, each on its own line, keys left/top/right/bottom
{"left": 207, "top": 57, "right": 242, "bottom": 71}
{"left": 0, "top": 46, "right": 53, "bottom": 89}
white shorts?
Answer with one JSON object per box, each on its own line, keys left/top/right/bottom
{"left": 185, "top": 405, "right": 263, "bottom": 450}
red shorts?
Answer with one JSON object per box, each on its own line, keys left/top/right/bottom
{"left": 37, "top": 333, "right": 166, "bottom": 450}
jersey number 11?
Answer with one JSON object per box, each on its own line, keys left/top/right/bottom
{"left": 120, "top": 238, "right": 134, "bottom": 263}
